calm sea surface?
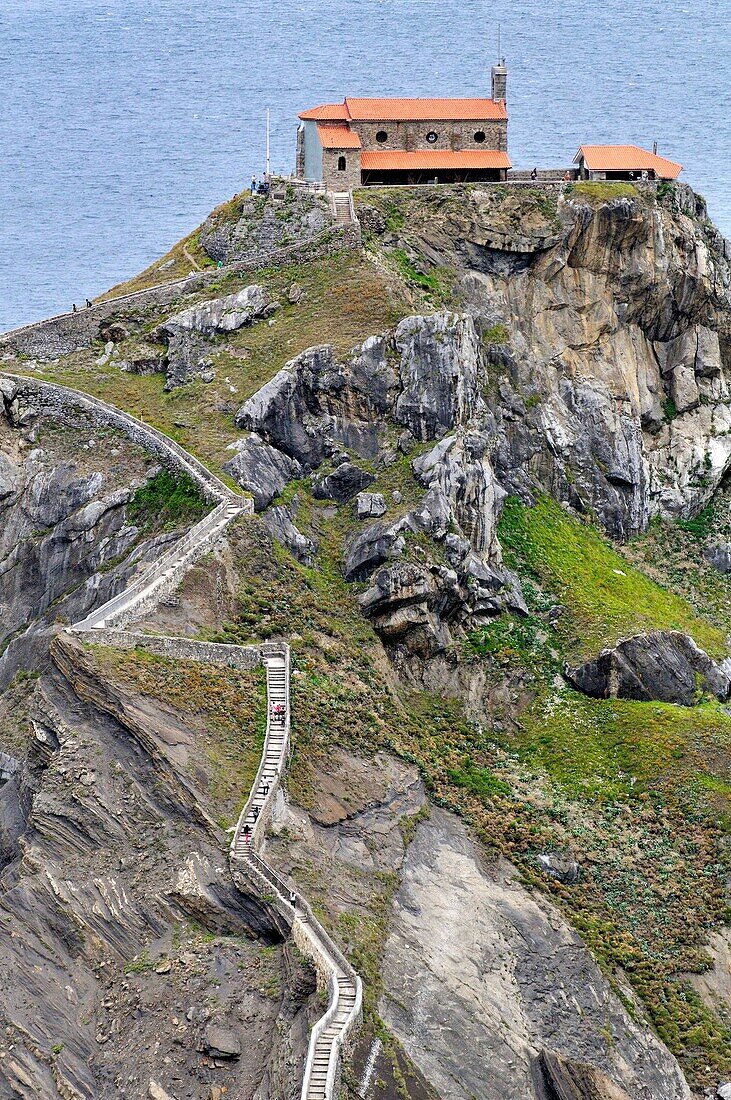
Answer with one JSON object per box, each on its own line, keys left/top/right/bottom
{"left": 1, "top": 0, "right": 729, "bottom": 330}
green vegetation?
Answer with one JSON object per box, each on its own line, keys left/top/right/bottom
{"left": 567, "top": 181, "right": 640, "bottom": 203}
{"left": 178, "top": 470, "right": 731, "bottom": 1087}
{"left": 127, "top": 470, "right": 209, "bottom": 532}
{"left": 124, "top": 949, "right": 153, "bottom": 974}
{"left": 663, "top": 395, "right": 679, "bottom": 422}
{"left": 390, "top": 248, "right": 455, "bottom": 303}
{"left": 482, "top": 322, "right": 510, "bottom": 346}
{"left": 677, "top": 503, "right": 716, "bottom": 541}
{"left": 498, "top": 495, "right": 726, "bottom": 659}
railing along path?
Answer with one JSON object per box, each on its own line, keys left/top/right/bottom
{"left": 21, "top": 375, "right": 364, "bottom": 1098}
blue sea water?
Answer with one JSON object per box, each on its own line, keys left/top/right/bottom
{"left": 0, "top": 0, "right": 729, "bottom": 331}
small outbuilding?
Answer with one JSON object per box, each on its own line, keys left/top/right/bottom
{"left": 573, "top": 144, "right": 682, "bottom": 182}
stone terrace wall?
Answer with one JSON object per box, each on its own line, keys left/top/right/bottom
{"left": 0, "top": 372, "right": 241, "bottom": 503}
{"left": 71, "top": 628, "right": 264, "bottom": 671}
{"left": 0, "top": 223, "right": 361, "bottom": 360}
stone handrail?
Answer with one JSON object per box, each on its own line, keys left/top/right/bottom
{"left": 33, "top": 375, "right": 362, "bottom": 1097}
{"left": 72, "top": 500, "right": 241, "bottom": 631}
{"left": 0, "top": 371, "right": 240, "bottom": 503}
{"left": 231, "top": 644, "right": 292, "bottom": 859}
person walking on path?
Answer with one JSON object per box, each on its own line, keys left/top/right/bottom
{"left": 251, "top": 174, "right": 257, "bottom": 193}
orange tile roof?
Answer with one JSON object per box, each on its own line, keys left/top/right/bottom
{"left": 360, "top": 149, "right": 512, "bottom": 171}
{"left": 346, "top": 97, "right": 507, "bottom": 121}
{"left": 317, "top": 124, "right": 362, "bottom": 149}
{"left": 575, "top": 144, "right": 682, "bottom": 179}
{"left": 299, "top": 103, "right": 349, "bottom": 121}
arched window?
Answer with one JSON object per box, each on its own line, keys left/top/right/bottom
{"left": 474, "top": 130, "right": 486, "bottom": 143}
{"left": 338, "top": 155, "right": 346, "bottom": 171}
{"left": 376, "top": 130, "right": 388, "bottom": 143}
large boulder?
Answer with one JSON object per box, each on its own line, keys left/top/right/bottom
{"left": 566, "top": 631, "right": 730, "bottom": 706}
{"left": 704, "top": 542, "right": 731, "bottom": 574}
{"left": 343, "top": 522, "right": 406, "bottom": 582}
{"left": 313, "top": 462, "right": 374, "bottom": 503}
{"left": 222, "top": 434, "right": 302, "bottom": 511}
{"left": 537, "top": 1049, "right": 632, "bottom": 1100}
{"left": 260, "top": 505, "right": 317, "bottom": 565}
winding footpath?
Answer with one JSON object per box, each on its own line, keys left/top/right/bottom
{"left": 0, "top": 372, "right": 363, "bottom": 1100}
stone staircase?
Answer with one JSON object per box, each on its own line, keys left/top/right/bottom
{"left": 229, "top": 652, "right": 363, "bottom": 1100}
{"left": 49, "top": 378, "right": 363, "bottom": 1099}
{"left": 331, "top": 191, "right": 354, "bottom": 225}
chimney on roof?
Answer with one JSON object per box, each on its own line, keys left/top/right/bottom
{"left": 492, "top": 57, "right": 507, "bottom": 102}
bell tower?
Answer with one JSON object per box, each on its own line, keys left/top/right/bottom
{"left": 491, "top": 57, "right": 507, "bottom": 102}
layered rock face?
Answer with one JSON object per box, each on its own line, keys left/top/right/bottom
{"left": 367, "top": 184, "right": 731, "bottom": 541}
{"left": 380, "top": 808, "right": 692, "bottom": 1100}
{"left": 224, "top": 185, "right": 731, "bottom": 663}
{"left": 0, "top": 400, "right": 177, "bottom": 687}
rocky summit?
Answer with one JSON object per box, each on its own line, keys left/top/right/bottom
{"left": 1, "top": 179, "right": 731, "bottom": 1099}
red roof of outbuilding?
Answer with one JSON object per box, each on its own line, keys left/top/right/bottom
{"left": 361, "top": 149, "right": 511, "bottom": 171}
{"left": 575, "top": 144, "right": 682, "bottom": 179}
{"left": 316, "top": 124, "right": 362, "bottom": 149}
{"left": 299, "top": 103, "right": 349, "bottom": 120}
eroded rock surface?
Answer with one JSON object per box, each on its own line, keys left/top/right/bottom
{"left": 380, "top": 808, "right": 691, "bottom": 1100}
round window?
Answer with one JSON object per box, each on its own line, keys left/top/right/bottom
{"left": 426, "top": 131, "right": 438, "bottom": 144}
{"left": 474, "top": 130, "right": 486, "bottom": 144}
{"left": 376, "top": 130, "right": 388, "bottom": 143}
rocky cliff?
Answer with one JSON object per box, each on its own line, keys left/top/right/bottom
{"left": 1, "top": 179, "right": 731, "bottom": 1099}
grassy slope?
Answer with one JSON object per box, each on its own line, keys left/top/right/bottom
{"left": 198, "top": 473, "right": 731, "bottom": 1087}
{"left": 14, "top": 250, "right": 410, "bottom": 483}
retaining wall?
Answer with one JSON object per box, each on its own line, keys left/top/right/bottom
{"left": 71, "top": 629, "right": 264, "bottom": 671}
{"left": 0, "top": 223, "right": 362, "bottom": 360}
{"left": 71, "top": 502, "right": 243, "bottom": 631}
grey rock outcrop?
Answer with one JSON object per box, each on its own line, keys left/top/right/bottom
{"left": 704, "top": 542, "right": 731, "bottom": 574}
{"left": 203, "top": 1025, "right": 242, "bottom": 1060}
{"left": 223, "top": 434, "right": 302, "bottom": 511}
{"left": 158, "top": 285, "right": 271, "bottom": 338}
{"left": 565, "top": 630, "right": 730, "bottom": 705}
{"left": 199, "top": 190, "right": 331, "bottom": 264}
{"left": 344, "top": 522, "right": 405, "bottom": 582}
{"left": 156, "top": 285, "right": 272, "bottom": 388}
{"left": 355, "top": 491, "right": 386, "bottom": 519}
{"left": 261, "top": 505, "right": 317, "bottom": 565}
{"left": 538, "top": 1050, "right": 633, "bottom": 1100}
{"left": 394, "top": 312, "right": 485, "bottom": 440}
